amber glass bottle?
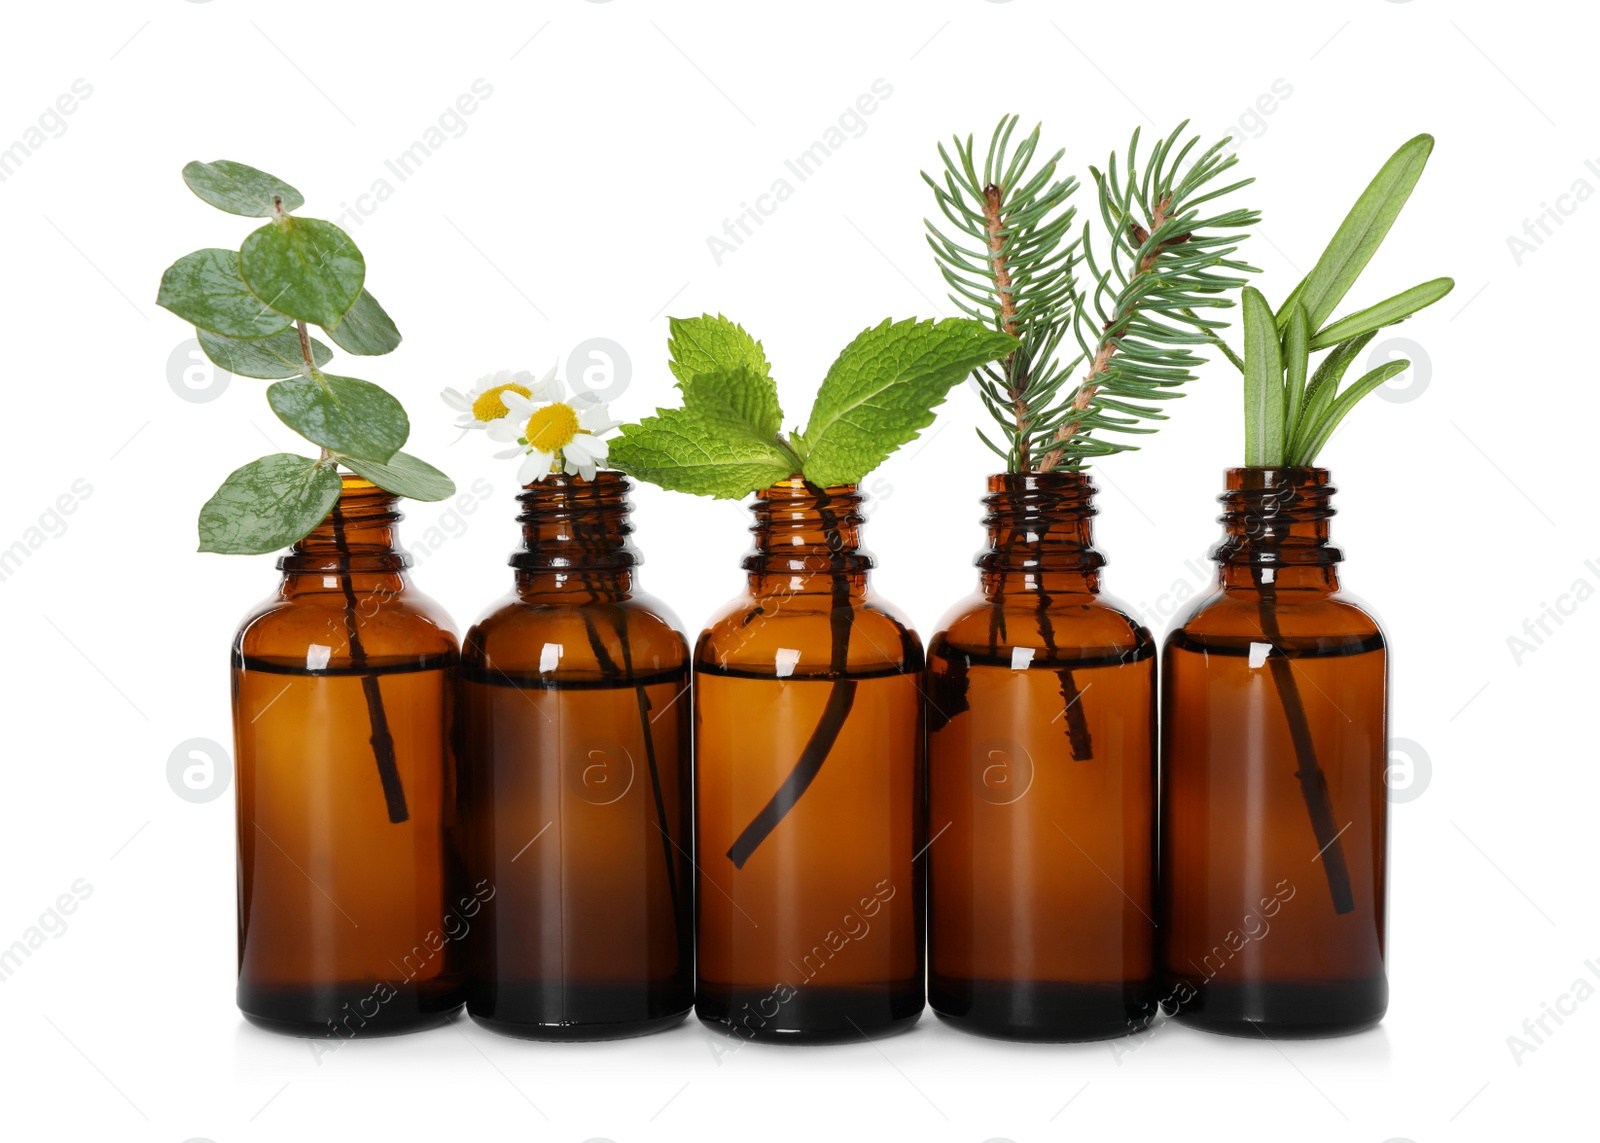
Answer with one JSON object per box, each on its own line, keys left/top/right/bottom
{"left": 233, "top": 475, "right": 465, "bottom": 1035}
{"left": 925, "top": 473, "right": 1155, "bottom": 1040}
{"left": 695, "top": 479, "right": 924, "bottom": 1042}
{"left": 1160, "top": 467, "right": 1387, "bottom": 1036}
{"left": 461, "top": 473, "right": 693, "bottom": 1039}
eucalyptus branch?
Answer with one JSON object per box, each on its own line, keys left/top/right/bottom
{"left": 158, "top": 159, "right": 455, "bottom": 556}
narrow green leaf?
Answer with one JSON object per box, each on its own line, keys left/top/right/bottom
{"left": 1293, "top": 359, "right": 1410, "bottom": 465}
{"left": 182, "top": 159, "right": 304, "bottom": 217}
{"left": 321, "top": 289, "right": 401, "bottom": 356}
{"left": 197, "top": 454, "right": 339, "bottom": 554}
{"left": 1289, "top": 331, "right": 1377, "bottom": 458}
{"left": 198, "top": 327, "right": 331, "bottom": 379}
{"left": 800, "top": 317, "right": 1017, "bottom": 487}
{"left": 267, "top": 373, "right": 408, "bottom": 462}
{"left": 667, "top": 313, "right": 774, "bottom": 387}
{"left": 239, "top": 217, "right": 365, "bottom": 329}
{"left": 342, "top": 451, "right": 455, "bottom": 501}
{"left": 1309, "top": 277, "right": 1455, "bottom": 350}
{"left": 1278, "top": 134, "right": 1434, "bottom": 331}
{"left": 157, "top": 248, "right": 291, "bottom": 339}
{"left": 1241, "top": 286, "right": 1284, "bottom": 467}
{"left": 1282, "top": 303, "right": 1309, "bottom": 454}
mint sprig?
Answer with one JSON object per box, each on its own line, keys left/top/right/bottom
{"left": 610, "top": 313, "right": 1016, "bottom": 498}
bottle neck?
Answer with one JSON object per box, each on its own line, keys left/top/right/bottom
{"left": 1214, "top": 467, "right": 1341, "bottom": 592}
{"left": 277, "top": 475, "right": 407, "bottom": 593}
{"left": 510, "top": 471, "right": 638, "bottom": 598}
{"left": 742, "top": 478, "right": 871, "bottom": 595}
{"left": 977, "top": 471, "right": 1104, "bottom": 596}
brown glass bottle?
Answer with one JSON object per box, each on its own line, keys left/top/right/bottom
{"left": 926, "top": 473, "right": 1156, "bottom": 1040}
{"left": 460, "top": 473, "right": 693, "bottom": 1039}
{"left": 1160, "top": 467, "right": 1387, "bottom": 1036}
{"left": 695, "top": 479, "right": 924, "bottom": 1042}
{"left": 233, "top": 475, "right": 465, "bottom": 1036}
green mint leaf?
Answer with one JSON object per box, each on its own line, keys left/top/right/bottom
{"left": 342, "top": 450, "right": 455, "bottom": 501}
{"left": 198, "top": 327, "right": 331, "bottom": 379}
{"left": 681, "top": 363, "right": 786, "bottom": 443}
{"left": 182, "top": 159, "right": 304, "bottom": 218}
{"left": 321, "top": 289, "right": 401, "bottom": 356}
{"left": 610, "top": 404, "right": 795, "bottom": 500}
{"left": 157, "top": 248, "right": 292, "bottom": 339}
{"left": 1278, "top": 134, "right": 1434, "bottom": 332}
{"left": 239, "top": 217, "right": 365, "bottom": 329}
{"left": 799, "top": 317, "right": 1016, "bottom": 487}
{"left": 267, "top": 372, "right": 408, "bottom": 463}
{"left": 667, "top": 313, "right": 773, "bottom": 387}
{"left": 198, "top": 454, "right": 339, "bottom": 554}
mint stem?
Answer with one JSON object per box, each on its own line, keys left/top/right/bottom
{"left": 726, "top": 483, "right": 857, "bottom": 868}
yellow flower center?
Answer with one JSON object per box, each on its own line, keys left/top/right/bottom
{"left": 525, "top": 401, "right": 581, "bottom": 453}
{"left": 470, "top": 382, "right": 532, "bottom": 423}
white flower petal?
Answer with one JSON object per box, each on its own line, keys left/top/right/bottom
{"left": 576, "top": 402, "right": 614, "bottom": 431}
{"left": 493, "top": 445, "right": 524, "bottom": 459}
{"left": 501, "top": 390, "right": 538, "bottom": 418}
{"left": 486, "top": 418, "right": 523, "bottom": 443}
{"left": 441, "top": 388, "right": 470, "bottom": 411}
{"left": 519, "top": 450, "right": 555, "bottom": 485}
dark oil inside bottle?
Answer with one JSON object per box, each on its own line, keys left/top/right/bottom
{"left": 927, "top": 645, "right": 1157, "bottom": 1041}
{"left": 461, "top": 662, "right": 693, "bottom": 1039}
{"left": 694, "top": 662, "right": 924, "bottom": 1043}
{"left": 234, "top": 654, "right": 464, "bottom": 1036}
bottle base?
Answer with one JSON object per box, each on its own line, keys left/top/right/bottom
{"left": 468, "top": 1008, "right": 691, "bottom": 1041}
{"left": 239, "top": 980, "right": 465, "bottom": 1038}
{"left": 696, "top": 983, "right": 924, "bottom": 1044}
{"left": 930, "top": 977, "right": 1156, "bottom": 1042}
{"left": 1166, "top": 978, "right": 1387, "bottom": 1038}
{"left": 467, "top": 982, "right": 693, "bottom": 1040}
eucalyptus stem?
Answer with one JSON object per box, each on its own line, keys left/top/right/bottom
{"left": 328, "top": 504, "right": 408, "bottom": 824}
{"left": 304, "top": 318, "right": 408, "bottom": 824}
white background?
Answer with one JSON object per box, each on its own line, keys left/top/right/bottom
{"left": 0, "top": 1, "right": 1591, "bottom": 1140}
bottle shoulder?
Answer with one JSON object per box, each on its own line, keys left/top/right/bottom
{"left": 1168, "top": 586, "right": 1385, "bottom": 651}
{"left": 930, "top": 588, "right": 1153, "bottom": 666}
{"left": 233, "top": 577, "right": 459, "bottom": 667}
{"left": 696, "top": 586, "right": 920, "bottom": 677}
{"left": 464, "top": 590, "right": 689, "bottom": 675}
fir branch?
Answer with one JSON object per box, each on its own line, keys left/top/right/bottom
{"left": 925, "top": 119, "right": 1259, "bottom": 472}
{"left": 1040, "top": 124, "right": 1259, "bottom": 470}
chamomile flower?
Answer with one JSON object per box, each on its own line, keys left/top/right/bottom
{"left": 486, "top": 376, "right": 622, "bottom": 485}
{"left": 440, "top": 367, "right": 556, "bottom": 435}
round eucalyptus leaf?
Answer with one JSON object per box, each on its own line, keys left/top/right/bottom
{"left": 240, "top": 217, "right": 365, "bottom": 329}
{"left": 267, "top": 373, "right": 408, "bottom": 463}
{"left": 322, "top": 289, "right": 401, "bottom": 356}
{"left": 342, "top": 451, "right": 456, "bottom": 502}
{"left": 157, "top": 248, "right": 291, "bottom": 340}
{"left": 182, "top": 159, "right": 304, "bottom": 217}
{"left": 197, "top": 454, "right": 340, "bottom": 555}
{"left": 197, "top": 327, "right": 332, "bottom": 380}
